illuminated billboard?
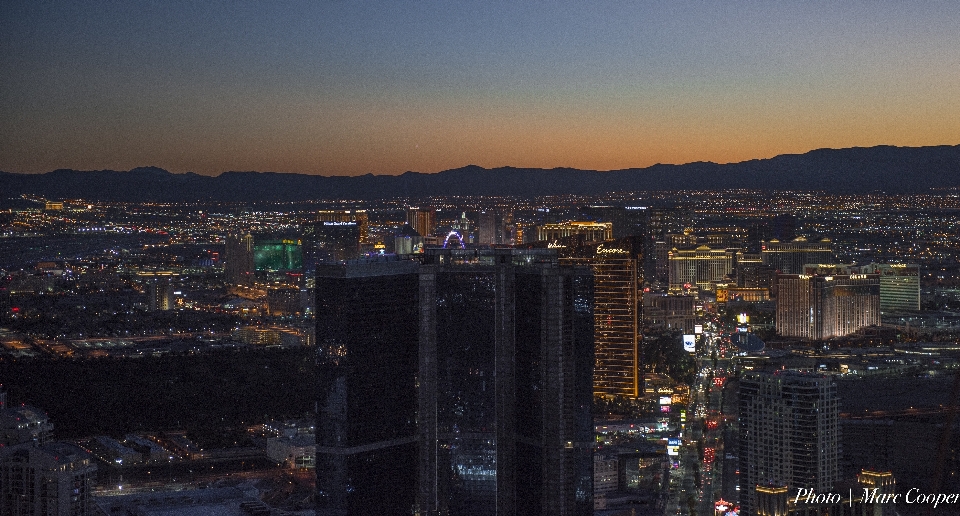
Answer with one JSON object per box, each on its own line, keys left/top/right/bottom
{"left": 683, "top": 334, "right": 696, "bottom": 353}
{"left": 667, "top": 438, "right": 680, "bottom": 456}
{"left": 659, "top": 396, "right": 672, "bottom": 405}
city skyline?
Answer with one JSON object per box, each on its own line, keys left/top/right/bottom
{"left": 2, "top": 189, "right": 959, "bottom": 513}
{"left": 3, "top": 1, "right": 959, "bottom": 176}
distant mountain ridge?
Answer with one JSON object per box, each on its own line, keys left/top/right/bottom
{"left": 2, "top": 145, "right": 959, "bottom": 202}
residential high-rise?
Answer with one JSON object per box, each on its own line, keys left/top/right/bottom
{"left": 738, "top": 371, "right": 840, "bottom": 516}
{"left": 316, "top": 249, "right": 595, "bottom": 516}
{"left": 0, "top": 441, "right": 97, "bottom": 516}
{"left": 776, "top": 266, "right": 880, "bottom": 340}
{"left": 316, "top": 257, "right": 421, "bottom": 516}
{"left": 0, "top": 405, "right": 53, "bottom": 446}
{"left": 147, "top": 277, "right": 174, "bottom": 311}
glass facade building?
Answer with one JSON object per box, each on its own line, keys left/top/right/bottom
{"left": 317, "top": 250, "right": 594, "bottom": 515}
{"left": 418, "top": 249, "right": 594, "bottom": 515}
{"left": 316, "top": 258, "right": 421, "bottom": 516}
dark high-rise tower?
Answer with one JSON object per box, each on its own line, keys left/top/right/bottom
{"left": 316, "top": 250, "right": 594, "bottom": 516}
{"left": 738, "top": 371, "right": 840, "bottom": 516}
{"left": 760, "top": 237, "right": 832, "bottom": 275}
{"left": 581, "top": 205, "right": 646, "bottom": 240}
{"left": 418, "top": 248, "right": 594, "bottom": 515}
{"left": 316, "top": 257, "right": 421, "bottom": 516}
{"left": 224, "top": 233, "right": 254, "bottom": 285}
{"left": 304, "top": 221, "right": 362, "bottom": 265}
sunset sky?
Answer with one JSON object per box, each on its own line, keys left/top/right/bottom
{"left": 2, "top": 1, "right": 958, "bottom": 176}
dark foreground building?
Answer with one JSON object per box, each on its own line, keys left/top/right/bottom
{"left": 738, "top": 371, "right": 840, "bottom": 516}
{"left": 316, "top": 249, "right": 594, "bottom": 516}
{"left": 316, "top": 257, "right": 421, "bottom": 515}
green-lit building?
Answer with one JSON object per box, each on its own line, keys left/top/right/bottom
{"left": 254, "top": 239, "right": 303, "bottom": 271}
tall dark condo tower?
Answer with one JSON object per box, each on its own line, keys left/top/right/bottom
{"left": 316, "top": 258, "right": 421, "bottom": 516}
{"left": 316, "top": 249, "right": 594, "bottom": 516}
{"left": 738, "top": 371, "right": 840, "bottom": 516}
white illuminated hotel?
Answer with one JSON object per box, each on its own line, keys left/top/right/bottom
{"left": 776, "top": 264, "right": 880, "bottom": 340}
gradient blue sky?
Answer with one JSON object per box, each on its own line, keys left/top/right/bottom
{"left": 1, "top": 1, "right": 958, "bottom": 176}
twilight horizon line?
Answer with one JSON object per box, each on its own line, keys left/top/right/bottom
{"left": 5, "top": 143, "right": 959, "bottom": 178}
{"left": 3, "top": 3, "right": 959, "bottom": 178}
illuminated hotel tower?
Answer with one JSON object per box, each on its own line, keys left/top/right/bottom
{"left": 873, "top": 263, "right": 920, "bottom": 311}
{"left": 776, "top": 265, "right": 880, "bottom": 340}
{"left": 316, "top": 210, "right": 369, "bottom": 243}
{"left": 407, "top": 207, "right": 437, "bottom": 237}
{"left": 667, "top": 244, "right": 735, "bottom": 291}
{"left": 561, "top": 238, "right": 643, "bottom": 399}
{"left": 224, "top": 233, "right": 254, "bottom": 286}
{"left": 537, "top": 221, "right": 613, "bottom": 243}
{"left": 761, "top": 237, "right": 832, "bottom": 274}
{"left": 317, "top": 249, "right": 595, "bottom": 516}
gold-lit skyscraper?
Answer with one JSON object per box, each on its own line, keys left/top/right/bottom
{"left": 592, "top": 249, "right": 640, "bottom": 398}
{"left": 561, "top": 237, "right": 643, "bottom": 398}
{"left": 406, "top": 206, "right": 436, "bottom": 237}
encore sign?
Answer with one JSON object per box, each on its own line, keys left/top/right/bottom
{"left": 595, "top": 245, "right": 629, "bottom": 255}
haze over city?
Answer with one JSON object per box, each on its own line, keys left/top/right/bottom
{"left": 2, "top": 1, "right": 960, "bottom": 176}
